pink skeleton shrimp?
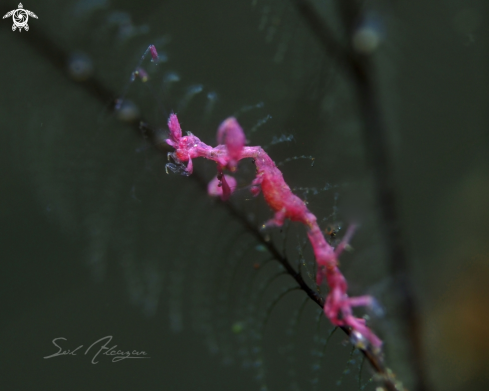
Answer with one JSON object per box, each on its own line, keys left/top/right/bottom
{"left": 165, "top": 114, "right": 382, "bottom": 350}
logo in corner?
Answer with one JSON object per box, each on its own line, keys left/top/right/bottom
{"left": 3, "top": 3, "right": 37, "bottom": 32}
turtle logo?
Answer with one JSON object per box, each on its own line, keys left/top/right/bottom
{"left": 3, "top": 3, "right": 37, "bottom": 32}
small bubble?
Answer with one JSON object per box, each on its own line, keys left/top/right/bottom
{"left": 353, "top": 28, "right": 380, "bottom": 54}
{"left": 68, "top": 52, "right": 94, "bottom": 81}
{"left": 352, "top": 12, "right": 384, "bottom": 54}
{"left": 116, "top": 99, "right": 140, "bottom": 122}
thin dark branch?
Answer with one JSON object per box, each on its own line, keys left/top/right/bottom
{"left": 293, "top": 1, "right": 430, "bottom": 391}
{"left": 294, "top": 0, "right": 350, "bottom": 64}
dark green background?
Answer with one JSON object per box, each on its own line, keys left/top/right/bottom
{"left": 0, "top": 0, "right": 488, "bottom": 390}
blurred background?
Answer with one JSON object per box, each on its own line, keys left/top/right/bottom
{"left": 0, "top": 0, "right": 488, "bottom": 390}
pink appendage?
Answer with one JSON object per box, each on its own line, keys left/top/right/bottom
{"left": 165, "top": 114, "right": 383, "bottom": 350}
{"left": 149, "top": 45, "right": 159, "bottom": 62}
